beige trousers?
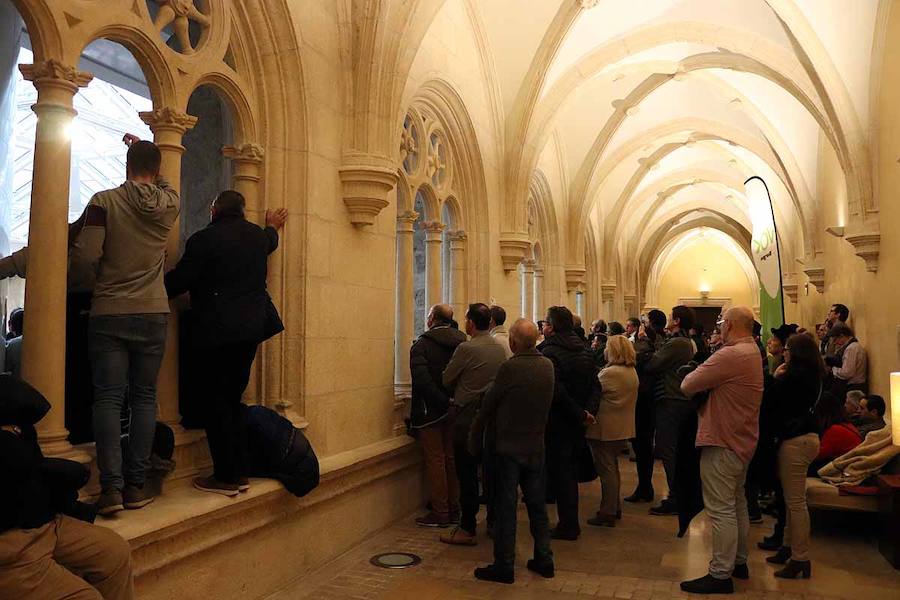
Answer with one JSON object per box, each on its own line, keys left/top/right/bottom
{"left": 778, "top": 433, "right": 820, "bottom": 561}
{"left": 588, "top": 439, "right": 627, "bottom": 517}
{"left": 0, "top": 515, "right": 134, "bottom": 600}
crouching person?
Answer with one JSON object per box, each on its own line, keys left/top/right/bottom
{"left": 0, "top": 375, "right": 133, "bottom": 599}
{"left": 244, "top": 405, "right": 320, "bottom": 497}
{"left": 469, "top": 319, "right": 555, "bottom": 584}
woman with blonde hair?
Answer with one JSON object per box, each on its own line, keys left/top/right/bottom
{"left": 585, "top": 334, "right": 639, "bottom": 527}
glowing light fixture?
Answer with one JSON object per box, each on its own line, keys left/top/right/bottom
{"left": 891, "top": 373, "right": 900, "bottom": 446}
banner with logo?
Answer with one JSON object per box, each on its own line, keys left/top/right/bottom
{"left": 744, "top": 176, "right": 784, "bottom": 342}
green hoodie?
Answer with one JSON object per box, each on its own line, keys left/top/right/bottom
{"left": 70, "top": 177, "right": 179, "bottom": 316}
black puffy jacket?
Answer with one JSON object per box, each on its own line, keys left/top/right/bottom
{"left": 409, "top": 326, "right": 467, "bottom": 428}
{"left": 539, "top": 332, "right": 600, "bottom": 436}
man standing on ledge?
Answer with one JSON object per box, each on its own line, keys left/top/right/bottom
{"left": 166, "top": 190, "right": 288, "bottom": 496}
{"left": 679, "top": 306, "right": 763, "bottom": 595}
{"left": 69, "top": 135, "right": 178, "bottom": 515}
{"left": 469, "top": 319, "right": 555, "bottom": 584}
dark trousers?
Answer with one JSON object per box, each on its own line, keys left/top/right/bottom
{"left": 492, "top": 453, "right": 553, "bottom": 572}
{"left": 201, "top": 341, "right": 258, "bottom": 484}
{"left": 631, "top": 393, "right": 655, "bottom": 494}
{"left": 546, "top": 433, "right": 580, "bottom": 534}
{"left": 454, "top": 440, "right": 480, "bottom": 534}
{"left": 654, "top": 399, "right": 694, "bottom": 499}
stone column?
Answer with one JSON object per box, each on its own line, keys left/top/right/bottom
{"left": 521, "top": 259, "right": 535, "bottom": 319}
{"left": 139, "top": 107, "right": 197, "bottom": 431}
{"left": 223, "top": 143, "right": 265, "bottom": 405}
{"left": 421, "top": 221, "right": 445, "bottom": 311}
{"left": 394, "top": 210, "right": 418, "bottom": 393}
{"left": 601, "top": 282, "right": 616, "bottom": 320}
{"left": 447, "top": 230, "right": 467, "bottom": 318}
{"left": 18, "top": 61, "right": 92, "bottom": 458}
{"left": 222, "top": 143, "right": 264, "bottom": 224}
{"left": 565, "top": 267, "right": 586, "bottom": 316}
{"left": 533, "top": 266, "right": 545, "bottom": 322}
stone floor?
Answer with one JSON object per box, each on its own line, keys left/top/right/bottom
{"left": 266, "top": 458, "right": 900, "bottom": 600}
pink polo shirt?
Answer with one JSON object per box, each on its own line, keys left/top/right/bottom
{"left": 681, "top": 336, "right": 763, "bottom": 463}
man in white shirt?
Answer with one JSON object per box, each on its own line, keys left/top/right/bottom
{"left": 625, "top": 318, "right": 640, "bottom": 343}
{"left": 826, "top": 323, "right": 867, "bottom": 395}
{"left": 489, "top": 305, "right": 513, "bottom": 359}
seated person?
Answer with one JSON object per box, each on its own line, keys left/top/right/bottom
{"left": 243, "top": 405, "right": 319, "bottom": 497}
{"left": 0, "top": 374, "right": 134, "bottom": 599}
{"left": 844, "top": 390, "right": 866, "bottom": 426}
{"left": 809, "top": 391, "right": 862, "bottom": 475}
{"left": 857, "top": 395, "right": 887, "bottom": 439}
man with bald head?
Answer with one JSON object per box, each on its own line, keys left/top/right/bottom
{"left": 469, "top": 319, "right": 555, "bottom": 583}
{"left": 679, "top": 306, "right": 764, "bottom": 595}
{"left": 409, "top": 304, "right": 467, "bottom": 528}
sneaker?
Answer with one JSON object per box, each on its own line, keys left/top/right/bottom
{"left": 440, "top": 526, "right": 477, "bottom": 546}
{"left": 732, "top": 563, "right": 749, "bottom": 580}
{"left": 415, "top": 512, "right": 450, "bottom": 528}
{"left": 96, "top": 489, "right": 124, "bottom": 516}
{"left": 649, "top": 498, "right": 679, "bottom": 516}
{"left": 680, "top": 574, "right": 734, "bottom": 594}
{"left": 526, "top": 559, "right": 555, "bottom": 578}
{"left": 193, "top": 476, "right": 240, "bottom": 497}
{"left": 123, "top": 484, "right": 155, "bottom": 510}
{"left": 473, "top": 564, "right": 514, "bottom": 584}
{"left": 238, "top": 477, "right": 250, "bottom": 492}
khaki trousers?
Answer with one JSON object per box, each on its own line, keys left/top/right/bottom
{"left": 419, "top": 418, "right": 459, "bottom": 516}
{"left": 778, "top": 433, "right": 820, "bottom": 561}
{"left": 0, "top": 515, "right": 133, "bottom": 600}
{"left": 700, "top": 446, "right": 749, "bottom": 580}
{"left": 588, "top": 439, "right": 627, "bottom": 517}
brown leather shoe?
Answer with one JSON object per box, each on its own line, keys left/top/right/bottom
{"left": 440, "top": 526, "right": 477, "bottom": 546}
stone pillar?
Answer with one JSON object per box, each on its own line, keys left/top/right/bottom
{"left": 139, "top": 107, "right": 197, "bottom": 431}
{"left": 394, "top": 210, "right": 418, "bottom": 393}
{"left": 521, "top": 259, "right": 535, "bottom": 319}
{"left": 222, "top": 143, "right": 264, "bottom": 224}
{"left": 421, "top": 221, "right": 445, "bottom": 311}
{"left": 533, "top": 266, "right": 545, "bottom": 322}
{"left": 564, "top": 267, "right": 586, "bottom": 315}
{"left": 223, "top": 143, "right": 265, "bottom": 405}
{"left": 18, "top": 60, "right": 92, "bottom": 458}
{"left": 447, "top": 229, "right": 467, "bottom": 318}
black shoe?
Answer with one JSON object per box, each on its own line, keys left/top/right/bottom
{"left": 587, "top": 515, "right": 616, "bottom": 527}
{"left": 757, "top": 535, "right": 782, "bottom": 551}
{"left": 649, "top": 498, "right": 678, "bottom": 515}
{"left": 732, "top": 563, "right": 749, "bottom": 580}
{"left": 123, "top": 484, "right": 155, "bottom": 510}
{"left": 526, "top": 559, "right": 554, "bottom": 578}
{"left": 624, "top": 488, "right": 654, "bottom": 503}
{"left": 473, "top": 565, "right": 514, "bottom": 584}
{"left": 550, "top": 526, "right": 579, "bottom": 541}
{"left": 766, "top": 546, "right": 792, "bottom": 565}
{"left": 774, "top": 559, "right": 811, "bottom": 579}
{"left": 680, "top": 574, "right": 734, "bottom": 594}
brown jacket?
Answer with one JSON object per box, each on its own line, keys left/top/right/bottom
{"left": 586, "top": 364, "right": 638, "bottom": 442}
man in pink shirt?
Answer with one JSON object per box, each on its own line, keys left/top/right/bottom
{"left": 679, "top": 306, "right": 763, "bottom": 595}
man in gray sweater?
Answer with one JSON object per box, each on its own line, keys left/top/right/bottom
{"left": 441, "top": 303, "right": 508, "bottom": 546}
{"left": 469, "top": 319, "right": 555, "bottom": 584}
{"left": 69, "top": 137, "right": 179, "bottom": 515}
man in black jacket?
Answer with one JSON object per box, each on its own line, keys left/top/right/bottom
{"left": 410, "top": 304, "right": 467, "bottom": 527}
{"left": 165, "top": 190, "right": 287, "bottom": 496}
{"left": 644, "top": 305, "right": 696, "bottom": 516}
{"left": 539, "top": 306, "right": 599, "bottom": 541}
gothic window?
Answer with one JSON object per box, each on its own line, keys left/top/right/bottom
{"left": 400, "top": 113, "right": 420, "bottom": 175}
{"left": 426, "top": 131, "right": 448, "bottom": 190}
{"left": 146, "top": 0, "right": 211, "bottom": 55}
{"left": 412, "top": 191, "right": 427, "bottom": 336}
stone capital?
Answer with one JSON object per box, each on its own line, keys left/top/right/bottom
{"left": 420, "top": 220, "right": 445, "bottom": 242}
{"left": 20, "top": 60, "right": 93, "bottom": 89}
{"left": 782, "top": 281, "right": 799, "bottom": 303}
{"left": 446, "top": 229, "right": 467, "bottom": 243}
{"left": 222, "top": 143, "right": 265, "bottom": 164}
{"left": 396, "top": 210, "right": 419, "bottom": 232}
{"left": 803, "top": 265, "right": 825, "bottom": 294}
{"left": 521, "top": 258, "right": 536, "bottom": 273}
{"left": 139, "top": 107, "right": 198, "bottom": 135}
{"left": 339, "top": 152, "right": 398, "bottom": 227}
{"left": 844, "top": 231, "right": 880, "bottom": 273}
{"left": 499, "top": 233, "right": 532, "bottom": 273}
{"left": 601, "top": 281, "right": 616, "bottom": 301}
{"left": 564, "top": 266, "right": 587, "bottom": 292}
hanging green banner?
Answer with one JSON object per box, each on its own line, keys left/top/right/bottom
{"left": 745, "top": 176, "right": 784, "bottom": 343}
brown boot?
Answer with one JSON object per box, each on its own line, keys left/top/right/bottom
{"left": 440, "top": 526, "right": 477, "bottom": 546}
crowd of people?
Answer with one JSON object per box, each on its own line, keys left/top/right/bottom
{"left": 0, "top": 137, "right": 319, "bottom": 599}
{"left": 409, "top": 299, "right": 887, "bottom": 593}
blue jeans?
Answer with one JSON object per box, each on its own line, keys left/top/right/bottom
{"left": 89, "top": 314, "right": 167, "bottom": 491}
{"left": 492, "top": 452, "right": 553, "bottom": 572}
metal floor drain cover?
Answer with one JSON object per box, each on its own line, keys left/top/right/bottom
{"left": 370, "top": 552, "right": 422, "bottom": 569}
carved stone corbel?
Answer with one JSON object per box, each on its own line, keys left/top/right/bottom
{"left": 844, "top": 231, "right": 880, "bottom": 273}
{"left": 601, "top": 281, "right": 616, "bottom": 302}
{"left": 782, "top": 275, "right": 799, "bottom": 304}
{"left": 499, "top": 233, "right": 532, "bottom": 272}
{"left": 803, "top": 266, "right": 825, "bottom": 294}
{"left": 565, "top": 266, "right": 587, "bottom": 292}
{"left": 338, "top": 153, "right": 398, "bottom": 227}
